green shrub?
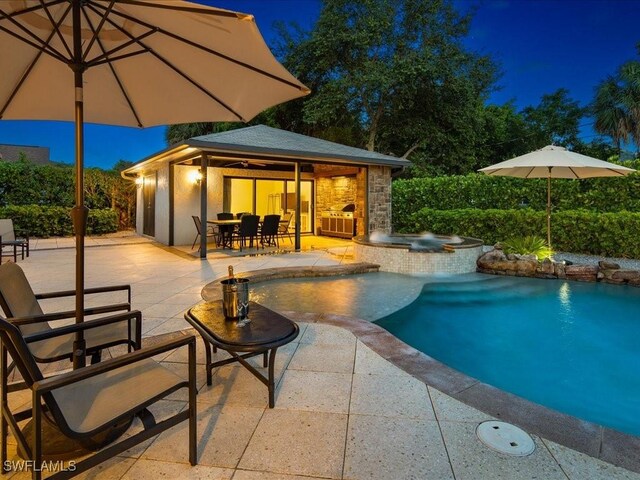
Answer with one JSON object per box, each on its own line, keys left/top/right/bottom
{"left": 0, "top": 205, "right": 118, "bottom": 237}
{"left": 0, "top": 162, "right": 136, "bottom": 229}
{"left": 404, "top": 208, "right": 640, "bottom": 258}
{"left": 392, "top": 173, "right": 640, "bottom": 230}
{"left": 502, "top": 236, "right": 553, "bottom": 260}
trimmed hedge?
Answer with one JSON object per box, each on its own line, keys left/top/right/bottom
{"left": 0, "top": 205, "right": 118, "bottom": 238}
{"left": 392, "top": 173, "right": 640, "bottom": 230}
{"left": 402, "top": 208, "right": 640, "bottom": 258}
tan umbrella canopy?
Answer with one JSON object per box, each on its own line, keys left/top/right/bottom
{"left": 479, "top": 145, "right": 635, "bottom": 248}
{"left": 0, "top": 0, "right": 309, "bottom": 367}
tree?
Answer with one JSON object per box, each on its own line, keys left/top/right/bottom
{"left": 520, "top": 88, "right": 585, "bottom": 149}
{"left": 274, "top": 0, "right": 498, "bottom": 174}
{"left": 474, "top": 102, "right": 533, "bottom": 166}
{"left": 592, "top": 57, "right": 640, "bottom": 153}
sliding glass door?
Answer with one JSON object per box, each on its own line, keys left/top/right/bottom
{"left": 224, "top": 177, "right": 313, "bottom": 233}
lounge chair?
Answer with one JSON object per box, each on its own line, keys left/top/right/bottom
{"left": 0, "top": 219, "right": 29, "bottom": 263}
{"left": 0, "top": 262, "right": 140, "bottom": 370}
{"left": 0, "top": 314, "right": 197, "bottom": 480}
{"left": 191, "top": 216, "right": 216, "bottom": 252}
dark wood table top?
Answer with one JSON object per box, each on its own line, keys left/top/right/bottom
{"left": 207, "top": 219, "right": 241, "bottom": 225}
{"left": 185, "top": 301, "right": 298, "bottom": 349}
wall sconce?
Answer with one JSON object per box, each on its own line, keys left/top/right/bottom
{"left": 135, "top": 176, "right": 144, "bottom": 188}
{"left": 188, "top": 170, "right": 203, "bottom": 185}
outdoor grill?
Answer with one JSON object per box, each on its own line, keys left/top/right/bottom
{"left": 320, "top": 203, "right": 356, "bottom": 238}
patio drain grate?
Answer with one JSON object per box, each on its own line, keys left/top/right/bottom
{"left": 476, "top": 421, "right": 536, "bottom": 456}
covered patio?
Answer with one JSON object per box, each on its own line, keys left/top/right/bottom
{"left": 122, "top": 125, "right": 409, "bottom": 257}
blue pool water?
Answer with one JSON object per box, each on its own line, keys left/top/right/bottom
{"left": 252, "top": 272, "right": 640, "bottom": 435}
{"left": 376, "top": 274, "right": 640, "bottom": 436}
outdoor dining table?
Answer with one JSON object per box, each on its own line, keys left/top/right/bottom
{"left": 184, "top": 300, "right": 299, "bottom": 407}
{"left": 208, "top": 219, "right": 241, "bottom": 249}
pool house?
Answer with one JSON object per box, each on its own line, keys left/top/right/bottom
{"left": 122, "top": 125, "right": 409, "bottom": 256}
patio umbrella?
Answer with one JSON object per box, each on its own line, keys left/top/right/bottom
{"left": 0, "top": 0, "right": 309, "bottom": 368}
{"left": 478, "top": 145, "right": 635, "bottom": 248}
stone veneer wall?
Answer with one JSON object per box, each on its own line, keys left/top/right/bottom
{"left": 354, "top": 243, "right": 483, "bottom": 274}
{"left": 356, "top": 169, "right": 366, "bottom": 235}
{"left": 367, "top": 166, "right": 391, "bottom": 234}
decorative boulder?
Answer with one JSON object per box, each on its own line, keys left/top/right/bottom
{"left": 535, "top": 258, "right": 555, "bottom": 278}
{"left": 599, "top": 260, "right": 621, "bottom": 270}
{"left": 564, "top": 265, "right": 598, "bottom": 282}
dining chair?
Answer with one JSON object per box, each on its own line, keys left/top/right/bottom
{"left": 235, "top": 215, "right": 260, "bottom": 251}
{"left": 191, "top": 216, "right": 216, "bottom": 252}
{"left": 260, "top": 214, "right": 281, "bottom": 247}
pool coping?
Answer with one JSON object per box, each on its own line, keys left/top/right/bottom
{"left": 201, "top": 266, "right": 640, "bottom": 474}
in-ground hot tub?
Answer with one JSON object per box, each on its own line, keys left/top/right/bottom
{"left": 353, "top": 233, "right": 483, "bottom": 274}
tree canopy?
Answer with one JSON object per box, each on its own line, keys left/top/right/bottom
{"left": 165, "top": 1, "right": 638, "bottom": 174}
{"left": 592, "top": 48, "right": 640, "bottom": 154}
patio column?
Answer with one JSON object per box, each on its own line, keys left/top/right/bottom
{"left": 200, "top": 153, "right": 208, "bottom": 259}
{"left": 294, "top": 161, "right": 301, "bottom": 251}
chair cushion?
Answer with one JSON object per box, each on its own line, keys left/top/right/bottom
{"left": 51, "top": 358, "right": 185, "bottom": 434}
{"left": 28, "top": 321, "right": 133, "bottom": 361}
{"left": 0, "top": 219, "right": 16, "bottom": 242}
{"left": 0, "top": 263, "right": 44, "bottom": 331}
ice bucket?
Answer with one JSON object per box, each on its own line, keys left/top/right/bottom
{"left": 221, "top": 277, "right": 250, "bottom": 319}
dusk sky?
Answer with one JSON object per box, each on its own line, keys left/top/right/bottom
{"left": 0, "top": 0, "right": 638, "bottom": 169}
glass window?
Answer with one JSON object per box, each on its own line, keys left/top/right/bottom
{"left": 226, "top": 178, "right": 253, "bottom": 215}
{"left": 286, "top": 181, "right": 313, "bottom": 233}
{"left": 255, "top": 180, "right": 285, "bottom": 218}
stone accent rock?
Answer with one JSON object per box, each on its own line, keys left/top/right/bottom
{"left": 554, "top": 262, "right": 567, "bottom": 279}
{"left": 599, "top": 260, "right": 621, "bottom": 270}
{"left": 565, "top": 265, "right": 599, "bottom": 282}
{"left": 611, "top": 270, "right": 640, "bottom": 281}
{"left": 535, "top": 258, "right": 555, "bottom": 278}
{"left": 477, "top": 248, "right": 640, "bottom": 287}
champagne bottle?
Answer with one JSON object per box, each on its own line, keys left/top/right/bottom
{"left": 228, "top": 265, "right": 236, "bottom": 284}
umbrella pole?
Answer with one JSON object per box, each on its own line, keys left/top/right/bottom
{"left": 546, "top": 170, "right": 552, "bottom": 249}
{"left": 70, "top": 0, "right": 87, "bottom": 370}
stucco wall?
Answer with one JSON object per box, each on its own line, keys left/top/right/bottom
{"left": 155, "top": 165, "right": 170, "bottom": 245}
{"left": 173, "top": 165, "right": 218, "bottom": 246}
{"left": 136, "top": 183, "right": 143, "bottom": 235}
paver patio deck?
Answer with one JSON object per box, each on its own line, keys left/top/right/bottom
{"left": 2, "top": 238, "right": 638, "bottom": 479}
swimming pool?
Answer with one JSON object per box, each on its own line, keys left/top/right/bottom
{"left": 252, "top": 272, "right": 640, "bottom": 436}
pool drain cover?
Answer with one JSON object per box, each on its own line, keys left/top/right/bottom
{"left": 476, "top": 421, "right": 535, "bottom": 456}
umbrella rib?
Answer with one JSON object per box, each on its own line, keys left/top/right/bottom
{"left": 86, "top": 28, "right": 156, "bottom": 66}
{"left": 90, "top": 1, "right": 309, "bottom": 93}
{"left": 80, "top": 6, "right": 145, "bottom": 128}
{"left": 39, "top": 0, "right": 72, "bottom": 59}
{"left": 524, "top": 167, "right": 535, "bottom": 179}
{"left": 89, "top": 48, "right": 151, "bottom": 67}
{"left": 82, "top": 0, "right": 115, "bottom": 62}
{"left": 0, "top": 6, "right": 68, "bottom": 62}
{"left": 86, "top": 3, "right": 246, "bottom": 122}
{"left": 0, "top": 3, "right": 72, "bottom": 118}
{"left": 568, "top": 167, "right": 580, "bottom": 179}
